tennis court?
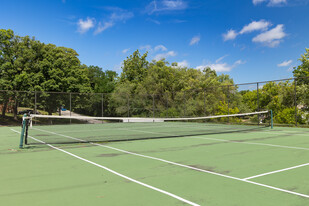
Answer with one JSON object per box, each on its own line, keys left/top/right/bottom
{"left": 1, "top": 112, "right": 309, "bottom": 206}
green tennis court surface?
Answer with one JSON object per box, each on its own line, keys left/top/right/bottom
{"left": 1, "top": 123, "right": 309, "bottom": 205}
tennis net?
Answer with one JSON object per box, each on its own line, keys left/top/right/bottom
{"left": 20, "top": 111, "right": 272, "bottom": 146}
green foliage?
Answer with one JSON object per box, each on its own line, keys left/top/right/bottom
{"left": 293, "top": 48, "right": 309, "bottom": 84}
{"left": 1, "top": 29, "right": 309, "bottom": 126}
{"left": 120, "top": 50, "right": 148, "bottom": 83}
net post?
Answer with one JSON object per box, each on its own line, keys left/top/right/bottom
{"left": 19, "top": 114, "right": 27, "bottom": 149}
{"left": 270, "top": 110, "right": 273, "bottom": 129}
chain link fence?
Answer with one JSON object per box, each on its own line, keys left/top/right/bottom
{"left": 1, "top": 78, "right": 308, "bottom": 126}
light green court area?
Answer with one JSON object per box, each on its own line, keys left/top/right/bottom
{"left": 1, "top": 123, "right": 309, "bottom": 206}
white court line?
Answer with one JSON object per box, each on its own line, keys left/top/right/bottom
{"left": 11, "top": 129, "right": 199, "bottom": 206}
{"left": 244, "top": 162, "right": 309, "bottom": 180}
{"left": 118, "top": 127, "right": 309, "bottom": 151}
{"left": 259, "top": 130, "right": 309, "bottom": 137}
{"left": 30, "top": 127, "right": 309, "bottom": 199}
{"left": 192, "top": 136, "right": 309, "bottom": 151}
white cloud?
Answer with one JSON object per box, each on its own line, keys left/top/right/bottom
{"left": 94, "top": 22, "right": 114, "bottom": 34}
{"left": 94, "top": 9, "right": 133, "bottom": 35}
{"left": 122, "top": 48, "right": 130, "bottom": 54}
{"left": 223, "top": 29, "right": 238, "bottom": 41}
{"left": 154, "top": 45, "right": 168, "bottom": 51}
{"left": 253, "top": 0, "right": 287, "bottom": 6}
{"left": 77, "top": 17, "right": 95, "bottom": 34}
{"left": 139, "top": 45, "right": 152, "bottom": 51}
{"left": 146, "top": 0, "right": 188, "bottom": 14}
{"left": 239, "top": 20, "right": 271, "bottom": 34}
{"left": 190, "top": 35, "right": 200, "bottom": 45}
{"left": 215, "top": 55, "right": 229, "bottom": 63}
{"left": 252, "top": 24, "right": 286, "bottom": 47}
{"left": 277, "top": 60, "right": 292, "bottom": 67}
{"left": 196, "top": 59, "right": 244, "bottom": 72}
{"left": 154, "top": 51, "right": 176, "bottom": 61}
{"left": 253, "top": 0, "right": 267, "bottom": 5}
{"left": 110, "top": 11, "right": 134, "bottom": 22}
{"left": 177, "top": 60, "right": 189, "bottom": 68}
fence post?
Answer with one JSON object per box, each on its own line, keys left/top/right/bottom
{"left": 69, "top": 93, "right": 72, "bottom": 124}
{"left": 257, "top": 82, "right": 260, "bottom": 125}
{"left": 101, "top": 93, "right": 104, "bottom": 117}
{"left": 294, "top": 79, "right": 297, "bottom": 126}
{"left": 165, "top": 93, "right": 169, "bottom": 118}
{"left": 127, "top": 95, "right": 130, "bottom": 117}
{"left": 152, "top": 94, "right": 155, "bottom": 118}
{"left": 183, "top": 91, "right": 186, "bottom": 117}
{"left": 227, "top": 86, "right": 230, "bottom": 123}
{"left": 203, "top": 89, "right": 206, "bottom": 116}
{"left": 34, "top": 91, "right": 37, "bottom": 114}
{"left": 34, "top": 91, "right": 37, "bottom": 125}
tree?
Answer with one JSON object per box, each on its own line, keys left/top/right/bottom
{"left": 0, "top": 29, "right": 92, "bottom": 117}
{"left": 120, "top": 50, "right": 148, "bottom": 83}
{"left": 293, "top": 48, "right": 309, "bottom": 113}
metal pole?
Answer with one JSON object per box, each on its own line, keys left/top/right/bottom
{"left": 166, "top": 93, "right": 168, "bottom": 118}
{"left": 227, "top": 86, "right": 230, "bottom": 123}
{"left": 294, "top": 79, "right": 297, "bottom": 126}
{"left": 69, "top": 93, "right": 72, "bottom": 124}
{"left": 152, "top": 94, "right": 155, "bottom": 118}
{"left": 257, "top": 82, "right": 260, "bottom": 125}
{"left": 127, "top": 95, "right": 130, "bottom": 117}
{"left": 203, "top": 89, "right": 206, "bottom": 116}
{"left": 34, "top": 91, "right": 37, "bottom": 114}
{"left": 183, "top": 91, "right": 186, "bottom": 117}
{"left": 101, "top": 93, "right": 104, "bottom": 117}
{"left": 34, "top": 91, "right": 37, "bottom": 125}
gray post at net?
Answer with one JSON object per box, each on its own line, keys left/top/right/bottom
{"left": 294, "top": 79, "right": 297, "bottom": 126}
{"left": 257, "top": 82, "right": 260, "bottom": 125}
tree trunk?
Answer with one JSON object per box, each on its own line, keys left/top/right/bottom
{"left": 1, "top": 101, "right": 8, "bottom": 117}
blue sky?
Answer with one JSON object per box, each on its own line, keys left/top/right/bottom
{"left": 1, "top": 0, "right": 309, "bottom": 84}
